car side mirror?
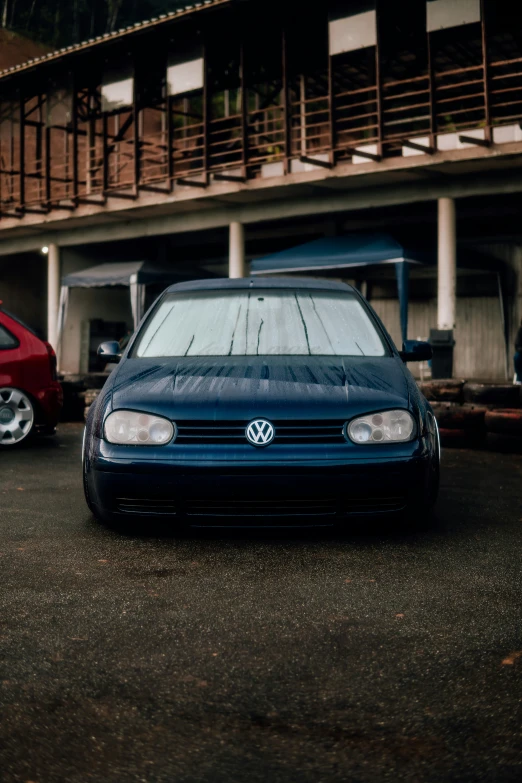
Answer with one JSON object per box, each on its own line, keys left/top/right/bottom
{"left": 399, "top": 340, "right": 432, "bottom": 363}
{"left": 98, "top": 341, "right": 121, "bottom": 363}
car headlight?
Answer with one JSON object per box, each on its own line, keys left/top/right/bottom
{"left": 346, "top": 410, "right": 416, "bottom": 444}
{"left": 104, "top": 410, "right": 175, "bottom": 445}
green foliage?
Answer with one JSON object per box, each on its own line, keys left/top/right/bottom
{"left": 1, "top": 0, "right": 192, "bottom": 48}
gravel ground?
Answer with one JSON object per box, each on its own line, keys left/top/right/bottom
{"left": 0, "top": 422, "right": 521, "bottom": 783}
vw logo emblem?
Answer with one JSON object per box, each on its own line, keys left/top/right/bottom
{"left": 246, "top": 419, "right": 275, "bottom": 447}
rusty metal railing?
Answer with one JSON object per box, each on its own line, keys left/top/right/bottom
{"left": 289, "top": 92, "right": 330, "bottom": 158}
{"left": 381, "top": 73, "right": 431, "bottom": 155}
{"left": 3, "top": 16, "right": 522, "bottom": 219}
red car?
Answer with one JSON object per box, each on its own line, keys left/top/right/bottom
{"left": 0, "top": 305, "right": 63, "bottom": 446}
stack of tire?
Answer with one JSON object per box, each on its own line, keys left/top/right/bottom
{"left": 82, "top": 389, "right": 101, "bottom": 421}
{"left": 60, "top": 373, "right": 108, "bottom": 422}
{"left": 60, "top": 377, "right": 88, "bottom": 422}
{"left": 418, "top": 380, "right": 522, "bottom": 449}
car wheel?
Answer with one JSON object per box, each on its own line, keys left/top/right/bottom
{"left": 0, "top": 388, "right": 35, "bottom": 447}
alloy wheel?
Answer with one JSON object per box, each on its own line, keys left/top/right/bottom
{"left": 0, "top": 388, "right": 35, "bottom": 446}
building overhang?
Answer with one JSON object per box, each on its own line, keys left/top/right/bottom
{"left": 1, "top": 141, "right": 522, "bottom": 256}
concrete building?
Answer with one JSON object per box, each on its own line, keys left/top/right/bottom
{"left": 1, "top": 0, "right": 522, "bottom": 378}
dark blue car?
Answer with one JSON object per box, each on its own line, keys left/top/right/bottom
{"left": 83, "top": 278, "right": 439, "bottom": 528}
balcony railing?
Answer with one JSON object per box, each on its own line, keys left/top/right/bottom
{"left": 2, "top": 20, "right": 522, "bottom": 218}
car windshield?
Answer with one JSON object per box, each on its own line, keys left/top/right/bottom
{"left": 133, "top": 289, "right": 388, "bottom": 358}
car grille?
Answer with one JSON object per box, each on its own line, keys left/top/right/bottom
{"left": 184, "top": 498, "right": 338, "bottom": 517}
{"left": 115, "top": 494, "right": 407, "bottom": 519}
{"left": 176, "top": 420, "right": 346, "bottom": 445}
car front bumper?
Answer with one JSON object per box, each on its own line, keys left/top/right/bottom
{"left": 86, "top": 439, "right": 435, "bottom": 526}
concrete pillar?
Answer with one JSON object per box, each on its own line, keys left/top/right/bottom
{"left": 229, "top": 221, "right": 245, "bottom": 278}
{"left": 437, "top": 197, "right": 457, "bottom": 330}
{"left": 47, "top": 243, "right": 60, "bottom": 350}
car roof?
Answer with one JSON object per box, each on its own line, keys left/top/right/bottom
{"left": 165, "top": 277, "right": 356, "bottom": 294}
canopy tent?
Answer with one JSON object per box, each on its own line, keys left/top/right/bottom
{"left": 56, "top": 261, "right": 188, "bottom": 363}
{"left": 250, "top": 234, "right": 508, "bottom": 352}
{"left": 250, "top": 234, "right": 424, "bottom": 343}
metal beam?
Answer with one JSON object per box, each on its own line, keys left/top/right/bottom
{"left": 167, "top": 96, "right": 174, "bottom": 188}
{"left": 102, "top": 114, "right": 109, "bottom": 192}
{"left": 202, "top": 41, "right": 209, "bottom": 185}
{"left": 349, "top": 147, "right": 381, "bottom": 162}
{"left": 72, "top": 77, "right": 79, "bottom": 204}
{"left": 481, "top": 0, "right": 491, "bottom": 143}
{"left": 282, "top": 25, "right": 291, "bottom": 175}
{"left": 239, "top": 36, "right": 248, "bottom": 178}
{"left": 176, "top": 177, "right": 207, "bottom": 188}
{"left": 133, "top": 65, "right": 140, "bottom": 196}
{"left": 402, "top": 140, "right": 435, "bottom": 155}
{"left": 213, "top": 172, "right": 246, "bottom": 183}
{"left": 19, "top": 92, "right": 25, "bottom": 210}
{"left": 458, "top": 135, "right": 491, "bottom": 148}
{"left": 327, "top": 35, "right": 335, "bottom": 166}
{"left": 375, "top": 2, "right": 384, "bottom": 156}
{"left": 427, "top": 12, "right": 436, "bottom": 148}
{"left": 299, "top": 155, "right": 333, "bottom": 169}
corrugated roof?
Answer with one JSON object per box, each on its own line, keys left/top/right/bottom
{"left": 0, "top": 0, "right": 231, "bottom": 81}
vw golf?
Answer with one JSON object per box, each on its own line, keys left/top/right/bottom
{"left": 83, "top": 278, "right": 439, "bottom": 528}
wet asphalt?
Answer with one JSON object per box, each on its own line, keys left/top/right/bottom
{"left": 0, "top": 422, "right": 521, "bottom": 783}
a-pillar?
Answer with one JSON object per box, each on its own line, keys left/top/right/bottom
{"left": 47, "top": 243, "right": 60, "bottom": 351}
{"left": 431, "top": 197, "right": 457, "bottom": 378}
{"left": 229, "top": 221, "right": 246, "bottom": 278}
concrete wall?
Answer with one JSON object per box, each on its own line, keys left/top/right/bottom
{"left": 372, "top": 297, "right": 507, "bottom": 380}
{"left": 479, "top": 242, "right": 522, "bottom": 363}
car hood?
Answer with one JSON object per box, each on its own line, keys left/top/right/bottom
{"left": 109, "top": 356, "right": 410, "bottom": 421}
